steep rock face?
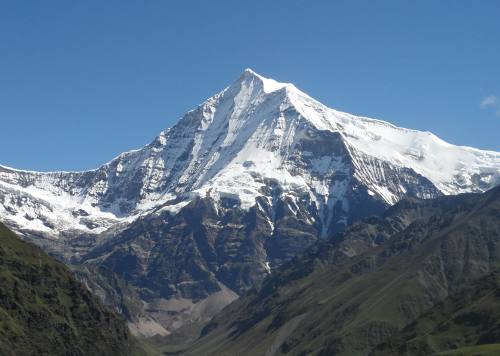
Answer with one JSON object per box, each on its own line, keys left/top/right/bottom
{"left": 1, "top": 69, "right": 500, "bottom": 335}
{"left": 187, "top": 186, "right": 500, "bottom": 356}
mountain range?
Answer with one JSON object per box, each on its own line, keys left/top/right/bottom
{"left": 186, "top": 185, "right": 500, "bottom": 355}
{"left": 1, "top": 69, "right": 500, "bottom": 336}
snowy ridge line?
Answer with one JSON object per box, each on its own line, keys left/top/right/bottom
{"left": 0, "top": 68, "right": 499, "bottom": 243}
{"left": 0, "top": 163, "right": 96, "bottom": 175}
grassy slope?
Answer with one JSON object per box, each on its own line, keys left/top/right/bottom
{"left": 373, "top": 271, "right": 500, "bottom": 355}
{"left": 436, "top": 344, "right": 500, "bottom": 356}
{"left": 0, "top": 222, "right": 143, "bottom": 356}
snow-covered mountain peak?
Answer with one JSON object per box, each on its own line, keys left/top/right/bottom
{"left": 237, "top": 68, "right": 297, "bottom": 95}
{"left": 1, "top": 70, "right": 500, "bottom": 242}
{"left": 2, "top": 69, "right": 499, "bottom": 334}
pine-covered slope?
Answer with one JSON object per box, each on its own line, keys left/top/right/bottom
{"left": 1, "top": 69, "right": 499, "bottom": 336}
{"left": 0, "top": 222, "right": 140, "bottom": 356}
{"left": 185, "top": 186, "right": 500, "bottom": 356}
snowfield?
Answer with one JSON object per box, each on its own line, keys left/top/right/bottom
{"left": 1, "top": 68, "right": 499, "bottom": 243}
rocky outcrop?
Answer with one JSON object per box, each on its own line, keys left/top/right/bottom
{"left": 186, "top": 186, "right": 500, "bottom": 355}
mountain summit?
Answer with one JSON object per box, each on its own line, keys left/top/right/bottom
{"left": 1, "top": 69, "right": 498, "bottom": 241}
{"left": 1, "top": 69, "right": 500, "bottom": 335}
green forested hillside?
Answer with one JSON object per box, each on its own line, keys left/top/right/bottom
{"left": 0, "top": 222, "right": 141, "bottom": 356}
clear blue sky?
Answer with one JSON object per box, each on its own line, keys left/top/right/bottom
{"left": 1, "top": 0, "right": 499, "bottom": 171}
